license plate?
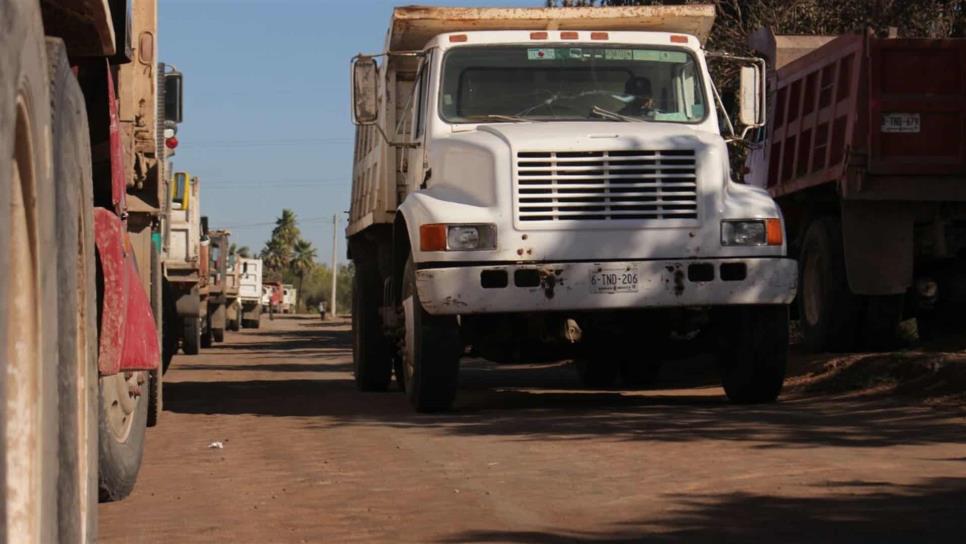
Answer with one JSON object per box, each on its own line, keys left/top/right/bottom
{"left": 590, "top": 265, "right": 639, "bottom": 294}
{"left": 881, "top": 113, "right": 920, "bottom": 133}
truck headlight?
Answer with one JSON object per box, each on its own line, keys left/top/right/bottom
{"left": 721, "top": 219, "right": 783, "bottom": 246}
{"left": 420, "top": 224, "right": 497, "bottom": 251}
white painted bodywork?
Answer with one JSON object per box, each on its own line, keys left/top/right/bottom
{"left": 351, "top": 25, "right": 796, "bottom": 316}
{"left": 237, "top": 258, "right": 263, "bottom": 302}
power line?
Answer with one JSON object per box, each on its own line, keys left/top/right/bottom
{"left": 178, "top": 137, "right": 352, "bottom": 150}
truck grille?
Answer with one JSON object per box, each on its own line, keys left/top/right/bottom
{"left": 515, "top": 150, "right": 698, "bottom": 223}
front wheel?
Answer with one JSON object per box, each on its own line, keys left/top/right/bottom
{"left": 400, "top": 257, "right": 462, "bottom": 412}
{"left": 717, "top": 305, "right": 789, "bottom": 404}
{"left": 97, "top": 372, "right": 148, "bottom": 501}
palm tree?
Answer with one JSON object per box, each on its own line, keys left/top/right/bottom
{"left": 290, "top": 238, "right": 317, "bottom": 311}
{"left": 261, "top": 238, "right": 289, "bottom": 273}
{"left": 229, "top": 243, "right": 251, "bottom": 259}
{"left": 273, "top": 209, "right": 300, "bottom": 249}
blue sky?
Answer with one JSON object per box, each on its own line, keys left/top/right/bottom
{"left": 161, "top": 0, "right": 536, "bottom": 263}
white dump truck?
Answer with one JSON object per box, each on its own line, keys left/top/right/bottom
{"left": 238, "top": 257, "right": 264, "bottom": 328}
{"left": 348, "top": 5, "right": 797, "bottom": 412}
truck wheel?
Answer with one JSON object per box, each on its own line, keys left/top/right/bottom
{"left": 200, "top": 314, "right": 213, "bottom": 348}
{"left": 161, "top": 280, "right": 178, "bottom": 373}
{"left": 183, "top": 317, "right": 201, "bottom": 355}
{"left": 798, "top": 218, "right": 859, "bottom": 352}
{"left": 213, "top": 327, "right": 225, "bottom": 343}
{"left": 401, "top": 257, "right": 463, "bottom": 412}
{"left": 97, "top": 372, "right": 148, "bottom": 501}
{"left": 352, "top": 262, "right": 393, "bottom": 391}
{"left": 48, "top": 38, "right": 98, "bottom": 541}
{"left": 1, "top": 3, "right": 59, "bottom": 540}
{"left": 718, "top": 305, "right": 789, "bottom": 404}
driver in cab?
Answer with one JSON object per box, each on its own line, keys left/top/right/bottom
{"left": 618, "top": 76, "right": 655, "bottom": 117}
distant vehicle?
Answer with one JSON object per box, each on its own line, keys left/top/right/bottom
{"left": 746, "top": 30, "right": 966, "bottom": 349}
{"left": 348, "top": 5, "right": 796, "bottom": 412}
{"left": 282, "top": 284, "right": 297, "bottom": 313}
{"left": 262, "top": 281, "right": 284, "bottom": 317}
{"left": 238, "top": 257, "right": 264, "bottom": 328}
{"left": 206, "top": 229, "right": 236, "bottom": 341}
{"left": 163, "top": 173, "right": 208, "bottom": 355}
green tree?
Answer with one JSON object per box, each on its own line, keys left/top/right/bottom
{"left": 229, "top": 243, "right": 251, "bottom": 259}
{"left": 290, "top": 238, "right": 318, "bottom": 311}
{"left": 260, "top": 209, "right": 302, "bottom": 276}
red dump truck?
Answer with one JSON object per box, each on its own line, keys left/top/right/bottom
{"left": 1, "top": 1, "right": 178, "bottom": 540}
{"left": 747, "top": 30, "right": 966, "bottom": 351}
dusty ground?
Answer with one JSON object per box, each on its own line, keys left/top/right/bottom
{"left": 99, "top": 315, "right": 966, "bottom": 543}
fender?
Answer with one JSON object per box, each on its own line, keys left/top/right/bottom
{"left": 94, "top": 208, "right": 160, "bottom": 375}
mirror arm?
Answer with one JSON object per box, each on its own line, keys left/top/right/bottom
{"left": 372, "top": 122, "right": 419, "bottom": 149}
{"left": 710, "top": 80, "right": 737, "bottom": 140}
{"left": 706, "top": 51, "right": 768, "bottom": 137}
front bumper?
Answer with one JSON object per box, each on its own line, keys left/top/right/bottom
{"left": 415, "top": 258, "right": 797, "bottom": 315}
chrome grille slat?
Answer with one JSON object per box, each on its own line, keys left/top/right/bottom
{"left": 515, "top": 150, "right": 698, "bottom": 223}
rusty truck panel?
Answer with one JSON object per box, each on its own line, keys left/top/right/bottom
{"left": 750, "top": 32, "right": 966, "bottom": 202}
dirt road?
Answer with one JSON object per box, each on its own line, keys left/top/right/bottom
{"left": 99, "top": 315, "right": 966, "bottom": 543}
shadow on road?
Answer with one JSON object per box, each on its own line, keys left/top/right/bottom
{"left": 436, "top": 477, "right": 966, "bottom": 543}
{"left": 164, "top": 318, "right": 966, "bottom": 452}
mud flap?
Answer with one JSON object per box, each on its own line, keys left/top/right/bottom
{"left": 841, "top": 201, "right": 912, "bottom": 295}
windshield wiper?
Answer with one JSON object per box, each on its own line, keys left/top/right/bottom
{"left": 590, "top": 106, "right": 643, "bottom": 123}
{"left": 483, "top": 114, "right": 534, "bottom": 122}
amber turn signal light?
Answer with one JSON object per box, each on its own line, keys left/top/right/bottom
{"left": 420, "top": 224, "right": 448, "bottom": 252}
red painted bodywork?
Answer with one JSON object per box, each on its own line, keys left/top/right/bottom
{"left": 749, "top": 33, "right": 966, "bottom": 200}
{"left": 92, "top": 64, "right": 160, "bottom": 375}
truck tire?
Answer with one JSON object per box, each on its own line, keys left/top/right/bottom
{"left": 352, "top": 262, "right": 393, "bottom": 391}
{"left": 48, "top": 38, "right": 99, "bottom": 542}
{"left": 200, "top": 313, "right": 213, "bottom": 348}
{"left": 97, "top": 372, "right": 149, "bottom": 502}
{"left": 718, "top": 305, "right": 789, "bottom": 404}
{"left": 0, "top": 3, "right": 59, "bottom": 540}
{"left": 161, "top": 280, "right": 178, "bottom": 373}
{"left": 798, "top": 218, "right": 859, "bottom": 352}
{"left": 213, "top": 327, "right": 225, "bottom": 343}
{"left": 183, "top": 317, "right": 201, "bottom": 355}
{"left": 400, "top": 257, "right": 463, "bottom": 412}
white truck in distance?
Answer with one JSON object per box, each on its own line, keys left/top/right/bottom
{"left": 238, "top": 257, "right": 264, "bottom": 328}
{"left": 348, "top": 5, "right": 797, "bottom": 412}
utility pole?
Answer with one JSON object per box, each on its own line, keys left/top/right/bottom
{"left": 330, "top": 214, "right": 338, "bottom": 318}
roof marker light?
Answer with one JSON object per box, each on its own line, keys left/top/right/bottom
{"left": 530, "top": 31, "right": 548, "bottom": 40}
{"left": 560, "top": 31, "right": 578, "bottom": 40}
{"left": 670, "top": 35, "right": 689, "bottom": 44}
{"left": 591, "top": 32, "right": 609, "bottom": 40}
{"left": 449, "top": 34, "right": 467, "bottom": 43}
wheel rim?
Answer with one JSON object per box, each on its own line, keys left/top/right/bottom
{"left": 803, "top": 250, "right": 824, "bottom": 327}
{"left": 5, "top": 95, "right": 42, "bottom": 541}
{"left": 101, "top": 372, "right": 142, "bottom": 443}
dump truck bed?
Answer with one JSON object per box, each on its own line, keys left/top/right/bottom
{"left": 752, "top": 32, "right": 966, "bottom": 201}
{"left": 386, "top": 4, "right": 716, "bottom": 51}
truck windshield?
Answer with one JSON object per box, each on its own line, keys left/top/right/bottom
{"left": 440, "top": 45, "right": 707, "bottom": 124}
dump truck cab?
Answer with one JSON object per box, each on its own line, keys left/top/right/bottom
{"left": 349, "top": 5, "right": 797, "bottom": 412}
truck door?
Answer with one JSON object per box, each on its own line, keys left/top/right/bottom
{"left": 405, "top": 53, "right": 433, "bottom": 193}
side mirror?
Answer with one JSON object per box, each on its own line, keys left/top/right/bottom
{"left": 739, "top": 65, "right": 762, "bottom": 127}
{"left": 351, "top": 56, "right": 379, "bottom": 125}
{"left": 164, "top": 71, "right": 183, "bottom": 124}
{"left": 171, "top": 171, "right": 190, "bottom": 210}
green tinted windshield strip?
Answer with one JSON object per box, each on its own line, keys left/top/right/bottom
{"left": 439, "top": 44, "right": 709, "bottom": 125}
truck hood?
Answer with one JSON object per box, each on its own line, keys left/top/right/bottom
{"left": 475, "top": 121, "right": 723, "bottom": 151}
